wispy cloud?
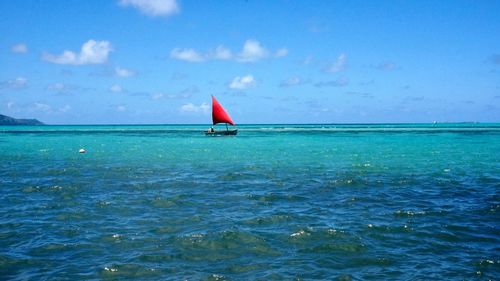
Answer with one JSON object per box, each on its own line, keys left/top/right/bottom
{"left": 345, "top": 91, "right": 374, "bottom": 98}
{"left": 314, "top": 77, "right": 349, "bottom": 88}
{"left": 60, "top": 69, "right": 74, "bottom": 76}
{"left": 280, "top": 76, "right": 307, "bottom": 87}
{"left": 208, "top": 46, "right": 233, "bottom": 60}
{"left": 359, "top": 79, "right": 375, "bottom": 86}
{"left": 42, "top": 40, "right": 112, "bottom": 65}
{"left": 170, "top": 40, "right": 287, "bottom": 63}
{"left": 151, "top": 93, "right": 164, "bottom": 100}
{"left": 11, "top": 43, "right": 28, "bottom": 53}
{"left": 149, "top": 86, "right": 197, "bottom": 100}
{"left": 275, "top": 48, "right": 288, "bottom": 58}
{"left": 180, "top": 86, "right": 199, "bottom": 96}
{"left": 8, "top": 102, "right": 70, "bottom": 115}
{"left": 490, "top": 54, "right": 500, "bottom": 65}
{"left": 119, "top": 0, "right": 179, "bottom": 17}
{"left": 116, "top": 105, "right": 126, "bottom": 112}
{"left": 0, "top": 77, "right": 28, "bottom": 89}
{"left": 46, "top": 83, "right": 92, "bottom": 95}
{"left": 306, "top": 18, "right": 329, "bottom": 33}
{"left": 109, "top": 84, "right": 123, "bottom": 93}
{"left": 149, "top": 92, "right": 181, "bottom": 100}
{"left": 375, "top": 62, "right": 396, "bottom": 71}
{"left": 170, "top": 48, "right": 204, "bottom": 62}
{"left": 46, "top": 83, "right": 75, "bottom": 94}
{"left": 59, "top": 105, "right": 71, "bottom": 112}
{"left": 180, "top": 102, "right": 210, "bottom": 114}
{"left": 302, "top": 55, "right": 314, "bottom": 65}
{"left": 403, "top": 96, "right": 425, "bottom": 102}
{"left": 171, "top": 72, "right": 188, "bottom": 80}
{"left": 324, "top": 53, "right": 347, "bottom": 73}
{"left": 34, "top": 102, "right": 51, "bottom": 112}
{"left": 229, "top": 75, "right": 255, "bottom": 90}
{"left": 115, "top": 67, "right": 135, "bottom": 77}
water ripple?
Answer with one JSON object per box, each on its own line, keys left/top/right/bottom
{"left": 1, "top": 125, "right": 499, "bottom": 279}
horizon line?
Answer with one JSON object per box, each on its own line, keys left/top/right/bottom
{"left": 6, "top": 121, "right": 499, "bottom": 126}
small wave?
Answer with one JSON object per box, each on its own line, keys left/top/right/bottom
{"left": 246, "top": 193, "right": 307, "bottom": 203}
{"left": 394, "top": 210, "right": 427, "bottom": 217}
{"left": 204, "top": 274, "right": 229, "bottom": 281}
{"left": 242, "top": 214, "right": 294, "bottom": 226}
{"left": 365, "top": 224, "right": 412, "bottom": 233}
{"left": 287, "top": 227, "right": 365, "bottom": 254}
{"left": 150, "top": 197, "right": 180, "bottom": 208}
{"left": 100, "top": 264, "right": 160, "bottom": 278}
{"left": 224, "top": 263, "right": 268, "bottom": 274}
{"left": 22, "top": 186, "right": 41, "bottom": 193}
{"left": 173, "top": 230, "right": 280, "bottom": 261}
{"left": 137, "top": 253, "right": 175, "bottom": 263}
{"left": 290, "top": 229, "right": 309, "bottom": 238}
{"left": 289, "top": 227, "right": 347, "bottom": 240}
{"left": 299, "top": 242, "right": 366, "bottom": 254}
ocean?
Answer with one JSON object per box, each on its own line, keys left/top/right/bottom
{"left": 1, "top": 124, "right": 499, "bottom": 280}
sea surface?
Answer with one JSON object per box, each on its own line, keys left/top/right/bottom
{"left": 1, "top": 123, "right": 499, "bottom": 280}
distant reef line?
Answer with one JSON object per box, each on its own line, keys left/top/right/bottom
{"left": 0, "top": 114, "right": 44, "bottom": 125}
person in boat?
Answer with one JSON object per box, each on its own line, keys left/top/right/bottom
{"left": 208, "top": 127, "right": 214, "bottom": 133}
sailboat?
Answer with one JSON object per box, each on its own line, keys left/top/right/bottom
{"left": 205, "top": 95, "right": 238, "bottom": 136}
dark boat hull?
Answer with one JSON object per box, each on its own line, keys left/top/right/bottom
{"left": 205, "top": 129, "right": 238, "bottom": 136}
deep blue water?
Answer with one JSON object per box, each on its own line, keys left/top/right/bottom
{"left": 1, "top": 124, "right": 499, "bottom": 280}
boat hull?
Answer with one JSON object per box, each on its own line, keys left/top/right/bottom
{"left": 205, "top": 129, "right": 238, "bottom": 136}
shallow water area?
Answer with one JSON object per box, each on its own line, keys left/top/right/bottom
{"left": 1, "top": 123, "right": 499, "bottom": 280}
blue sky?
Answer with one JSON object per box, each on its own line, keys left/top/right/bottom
{"left": 1, "top": 0, "right": 499, "bottom": 124}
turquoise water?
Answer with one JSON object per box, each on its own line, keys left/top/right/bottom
{"left": 1, "top": 124, "right": 499, "bottom": 280}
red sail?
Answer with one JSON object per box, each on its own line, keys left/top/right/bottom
{"left": 212, "top": 95, "right": 235, "bottom": 125}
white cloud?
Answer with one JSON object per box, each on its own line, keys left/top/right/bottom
{"left": 110, "top": 84, "right": 123, "bottom": 93}
{"left": 7, "top": 101, "right": 15, "bottom": 109}
{"left": 42, "top": 40, "right": 112, "bottom": 65}
{"left": 11, "top": 43, "right": 28, "bottom": 53}
{"left": 275, "top": 48, "right": 288, "bottom": 58}
{"left": 117, "top": 105, "right": 126, "bottom": 112}
{"left": 229, "top": 75, "right": 255, "bottom": 90}
{"left": 170, "top": 48, "right": 204, "bottom": 62}
{"left": 209, "top": 45, "right": 232, "bottom": 60}
{"left": 170, "top": 40, "right": 286, "bottom": 63}
{"left": 325, "top": 53, "right": 347, "bottom": 73}
{"left": 180, "top": 102, "right": 210, "bottom": 114}
{"left": 115, "top": 67, "right": 135, "bottom": 77}
{"left": 119, "top": 0, "right": 179, "bottom": 17}
{"left": 237, "top": 40, "right": 269, "bottom": 62}
{"left": 1, "top": 77, "right": 28, "bottom": 89}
